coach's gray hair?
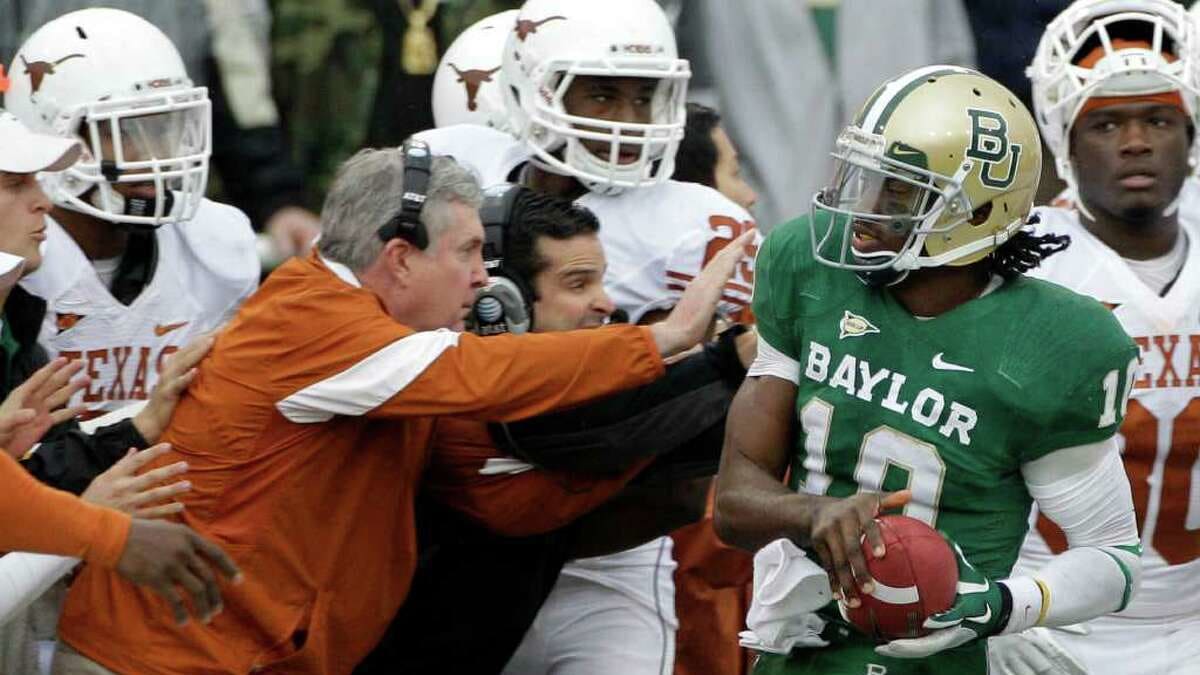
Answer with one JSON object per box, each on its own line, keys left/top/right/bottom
{"left": 317, "top": 147, "right": 483, "bottom": 271}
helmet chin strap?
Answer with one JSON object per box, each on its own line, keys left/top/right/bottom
{"left": 83, "top": 184, "right": 175, "bottom": 228}
{"left": 852, "top": 248, "right": 912, "bottom": 288}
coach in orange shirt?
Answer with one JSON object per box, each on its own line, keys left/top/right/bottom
{"left": 56, "top": 141, "right": 750, "bottom": 675}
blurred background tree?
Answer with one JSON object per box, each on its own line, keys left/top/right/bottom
{"left": 270, "top": 0, "right": 520, "bottom": 199}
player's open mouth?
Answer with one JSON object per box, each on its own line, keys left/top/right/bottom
{"left": 851, "top": 223, "right": 890, "bottom": 254}
{"left": 616, "top": 148, "right": 641, "bottom": 164}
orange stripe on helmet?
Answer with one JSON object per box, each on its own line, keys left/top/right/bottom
{"left": 1076, "top": 39, "right": 1186, "bottom": 118}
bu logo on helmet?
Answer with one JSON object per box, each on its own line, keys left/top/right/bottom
{"left": 965, "top": 108, "right": 1023, "bottom": 189}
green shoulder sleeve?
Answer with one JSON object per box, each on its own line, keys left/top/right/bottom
{"left": 752, "top": 217, "right": 811, "bottom": 360}
{"left": 1020, "top": 303, "right": 1138, "bottom": 463}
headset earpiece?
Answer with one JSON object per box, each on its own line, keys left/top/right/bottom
{"left": 377, "top": 138, "right": 433, "bottom": 249}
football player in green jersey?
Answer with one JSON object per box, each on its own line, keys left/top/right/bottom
{"left": 714, "top": 66, "right": 1144, "bottom": 675}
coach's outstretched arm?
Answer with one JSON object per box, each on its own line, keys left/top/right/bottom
{"left": 277, "top": 231, "right": 755, "bottom": 426}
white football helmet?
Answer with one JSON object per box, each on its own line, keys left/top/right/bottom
{"left": 1028, "top": 0, "right": 1200, "bottom": 208}
{"left": 5, "top": 8, "right": 211, "bottom": 228}
{"left": 501, "top": 0, "right": 690, "bottom": 195}
{"left": 432, "top": 10, "right": 517, "bottom": 132}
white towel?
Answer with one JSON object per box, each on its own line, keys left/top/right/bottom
{"left": 0, "top": 553, "right": 76, "bottom": 626}
{"left": 739, "top": 538, "right": 831, "bottom": 654}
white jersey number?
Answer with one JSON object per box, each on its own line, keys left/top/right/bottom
{"left": 800, "top": 397, "right": 947, "bottom": 527}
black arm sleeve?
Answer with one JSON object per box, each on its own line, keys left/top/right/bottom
{"left": 19, "top": 418, "right": 148, "bottom": 495}
{"left": 490, "top": 327, "right": 748, "bottom": 474}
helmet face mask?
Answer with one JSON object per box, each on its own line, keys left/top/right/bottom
{"left": 67, "top": 90, "right": 210, "bottom": 226}
{"left": 4, "top": 8, "right": 212, "bottom": 228}
{"left": 813, "top": 133, "right": 975, "bottom": 283}
{"left": 536, "top": 68, "right": 688, "bottom": 188}
{"left": 501, "top": 0, "right": 691, "bottom": 195}
{"left": 811, "top": 67, "right": 1042, "bottom": 283}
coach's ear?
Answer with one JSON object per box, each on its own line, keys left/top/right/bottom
{"left": 382, "top": 237, "right": 422, "bottom": 286}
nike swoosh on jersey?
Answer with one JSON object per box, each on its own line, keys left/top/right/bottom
{"left": 153, "top": 321, "right": 189, "bottom": 337}
{"left": 931, "top": 353, "right": 974, "bottom": 373}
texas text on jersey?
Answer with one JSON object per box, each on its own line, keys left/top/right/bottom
{"left": 19, "top": 198, "right": 258, "bottom": 414}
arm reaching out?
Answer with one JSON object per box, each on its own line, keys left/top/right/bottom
{"left": 650, "top": 230, "right": 755, "bottom": 356}
{"left": 0, "top": 444, "right": 193, "bottom": 626}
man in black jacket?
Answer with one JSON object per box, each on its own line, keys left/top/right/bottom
{"left": 356, "top": 187, "right": 755, "bottom": 674}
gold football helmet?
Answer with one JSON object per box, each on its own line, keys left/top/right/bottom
{"left": 811, "top": 66, "right": 1042, "bottom": 284}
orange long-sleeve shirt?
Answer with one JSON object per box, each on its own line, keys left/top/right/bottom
{"left": 425, "top": 418, "right": 651, "bottom": 537}
{"left": 58, "top": 253, "right": 665, "bottom": 675}
{"left": 0, "top": 452, "right": 129, "bottom": 567}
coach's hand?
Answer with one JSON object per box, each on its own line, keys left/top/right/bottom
{"left": 116, "top": 519, "right": 242, "bottom": 625}
{"left": 82, "top": 443, "right": 190, "bottom": 519}
{"left": 807, "top": 490, "right": 911, "bottom": 609}
{"left": 651, "top": 230, "right": 755, "bottom": 357}
{"left": 133, "top": 334, "right": 215, "bottom": 444}
{"left": 0, "top": 358, "right": 88, "bottom": 460}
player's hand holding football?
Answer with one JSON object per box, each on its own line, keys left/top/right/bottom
{"left": 133, "top": 334, "right": 215, "bottom": 444}
{"left": 876, "top": 533, "right": 1005, "bottom": 658}
{"left": 808, "top": 489, "right": 910, "bottom": 608}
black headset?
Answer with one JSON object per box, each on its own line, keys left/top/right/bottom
{"left": 468, "top": 183, "right": 537, "bottom": 336}
{"left": 377, "top": 138, "right": 433, "bottom": 250}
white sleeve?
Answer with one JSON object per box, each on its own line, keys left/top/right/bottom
{"left": 0, "top": 553, "right": 77, "bottom": 626}
{"left": 999, "top": 437, "right": 1141, "bottom": 634}
{"left": 747, "top": 334, "right": 800, "bottom": 385}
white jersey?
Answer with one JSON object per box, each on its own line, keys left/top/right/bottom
{"left": 415, "top": 124, "right": 529, "bottom": 188}
{"left": 20, "top": 198, "right": 258, "bottom": 415}
{"left": 1016, "top": 205, "right": 1200, "bottom": 622}
{"left": 417, "top": 124, "right": 759, "bottom": 323}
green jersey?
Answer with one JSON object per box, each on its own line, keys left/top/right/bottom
{"left": 751, "top": 215, "right": 1138, "bottom": 674}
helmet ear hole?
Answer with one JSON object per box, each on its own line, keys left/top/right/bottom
{"left": 969, "top": 202, "right": 993, "bottom": 226}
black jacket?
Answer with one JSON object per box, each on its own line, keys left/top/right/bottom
{"left": 355, "top": 328, "right": 747, "bottom": 674}
{"left": 5, "top": 287, "right": 148, "bottom": 494}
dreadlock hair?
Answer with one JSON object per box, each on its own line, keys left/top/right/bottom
{"left": 989, "top": 220, "right": 1071, "bottom": 279}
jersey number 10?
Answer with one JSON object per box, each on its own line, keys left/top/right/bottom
{"left": 798, "top": 397, "right": 947, "bottom": 528}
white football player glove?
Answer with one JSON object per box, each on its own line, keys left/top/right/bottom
{"left": 988, "top": 626, "right": 1088, "bottom": 675}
